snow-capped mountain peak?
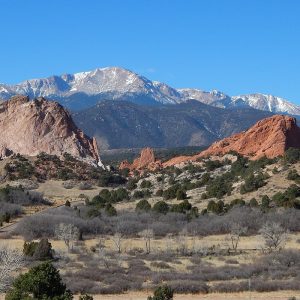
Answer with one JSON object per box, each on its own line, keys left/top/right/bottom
{"left": 231, "top": 93, "right": 300, "bottom": 115}
{"left": 0, "top": 67, "right": 299, "bottom": 115}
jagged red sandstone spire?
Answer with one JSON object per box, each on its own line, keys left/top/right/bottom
{"left": 119, "top": 147, "right": 162, "bottom": 171}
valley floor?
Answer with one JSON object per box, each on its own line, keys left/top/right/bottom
{"left": 1, "top": 291, "right": 299, "bottom": 300}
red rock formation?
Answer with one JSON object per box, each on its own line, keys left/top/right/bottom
{"left": 119, "top": 160, "right": 131, "bottom": 170}
{"left": 163, "top": 115, "right": 300, "bottom": 166}
{"left": 119, "top": 147, "right": 162, "bottom": 171}
{"left": 0, "top": 95, "right": 100, "bottom": 164}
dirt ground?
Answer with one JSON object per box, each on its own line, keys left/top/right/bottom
{"left": 1, "top": 291, "right": 299, "bottom": 300}
{"left": 75, "top": 290, "right": 300, "bottom": 299}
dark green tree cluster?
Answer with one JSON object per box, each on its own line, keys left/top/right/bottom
{"left": 97, "top": 172, "right": 126, "bottom": 187}
{"left": 140, "top": 180, "right": 152, "bottom": 189}
{"left": 4, "top": 156, "right": 35, "bottom": 180}
{"left": 163, "top": 184, "right": 187, "bottom": 200}
{"left": 170, "top": 200, "right": 198, "bottom": 219}
{"left": 206, "top": 175, "right": 232, "bottom": 198}
{"left": 272, "top": 184, "right": 300, "bottom": 208}
{"left": 23, "top": 238, "right": 53, "bottom": 260}
{"left": 135, "top": 199, "right": 151, "bottom": 212}
{"left": 152, "top": 201, "right": 169, "bottom": 214}
{"left": 205, "top": 198, "right": 246, "bottom": 215}
{"left": 284, "top": 147, "right": 300, "bottom": 164}
{"left": 151, "top": 199, "right": 198, "bottom": 218}
{"left": 148, "top": 285, "right": 173, "bottom": 300}
{"left": 261, "top": 195, "right": 270, "bottom": 210}
{"left": 104, "top": 203, "right": 117, "bottom": 216}
{"left": 231, "top": 155, "right": 275, "bottom": 178}
{"left": 240, "top": 172, "right": 266, "bottom": 194}
{"left": 87, "top": 188, "right": 125, "bottom": 217}
{"left": 133, "top": 189, "right": 152, "bottom": 199}
{"left": 182, "top": 163, "right": 203, "bottom": 174}
{"left": 91, "top": 188, "right": 129, "bottom": 206}
{"left": 57, "top": 168, "right": 75, "bottom": 181}
{"left": 287, "top": 169, "right": 300, "bottom": 181}
{"left": 207, "top": 200, "right": 225, "bottom": 214}
{"left": 204, "top": 159, "right": 224, "bottom": 171}
{"left": 5, "top": 262, "right": 72, "bottom": 300}
{"left": 126, "top": 178, "right": 138, "bottom": 190}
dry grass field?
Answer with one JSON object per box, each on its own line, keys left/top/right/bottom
{"left": 0, "top": 291, "right": 299, "bottom": 300}
{"left": 1, "top": 156, "right": 300, "bottom": 299}
{"left": 76, "top": 291, "right": 300, "bottom": 300}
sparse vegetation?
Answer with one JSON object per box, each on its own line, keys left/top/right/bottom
{"left": 4, "top": 148, "right": 300, "bottom": 298}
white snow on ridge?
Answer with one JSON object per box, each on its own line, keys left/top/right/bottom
{"left": 231, "top": 94, "right": 300, "bottom": 115}
{"left": 0, "top": 67, "right": 299, "bottom": 115}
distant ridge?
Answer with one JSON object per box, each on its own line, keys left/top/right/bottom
{"left": 0, "top": 67, "right": 299, "bottom": 115}
{"left": 163, "top": 115, "right": 300, "bottom": 167}
{"left": 72, "top": 100, "right": 272, "bottom": 149}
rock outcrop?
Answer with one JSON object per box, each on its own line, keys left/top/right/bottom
{"left": 119, "top": 147, "right": 162, "bottom": 172}
{"left": 0, "top": 95, "right": 101, "bottom": 164}
{"left": 163, "top": 115, "right": 300, "bottom": 166}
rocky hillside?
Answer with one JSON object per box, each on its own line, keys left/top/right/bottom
{"left": 73, "top": 100, "right": 272, "bottom": 149}
{"left": 0, "top": 67, "right": 299, "bottom": 115}
{"left": 0, "top": 96, "right": 101, "bottom": 164}
{"left": 163, "top": 115, "right": 300, "bottom": 166}
{"left": 198, "top": 115, "right": 300, "bottom": 159}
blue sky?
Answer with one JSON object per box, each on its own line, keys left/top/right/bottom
{"left": 0, "top": 0, "right": 299, "bottom": 102}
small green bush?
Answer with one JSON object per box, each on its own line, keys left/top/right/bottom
{"left": 148, "top": 285, "right": 173, "bottom": 300}
{"left": 249, "top": 198, "right": 258, "bottom": 207}
{"left": 105, "top": 203, "right": 117, "bottom": 216}
{"left": 240, "top": 173, "right": 266, "bottom": 194}
{"left": 153, "top": 201, "right": 169, "bottom": 214}
{"left": 79, "top": 295, "right": 93, "bottom": 300}
{"left": 136, "top": 199, "right": 151, "bottom": 212}
{"left": 284, "top": 148, "right": 300, "bottom": 164}
{"left": 176, "top": 189, "right": 187, "bottom": 200}
{"left": 140, "top": 180, "right": 152, "bottom": 189}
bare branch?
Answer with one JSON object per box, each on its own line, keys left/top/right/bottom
{"left": 55, "top": 223, "right": 79, "bottom": 251}
{"left": 259, "top": 222, "right": 288, "bottom": 252}
{"left": 0, "top": 247, "right": 23, "bottom": 292}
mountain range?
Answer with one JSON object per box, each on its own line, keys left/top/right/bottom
{"left": 73, "top": 100, "right": 272, "bottom": 149}
{"left": 1, "top": 67, "right": 299, "bottom": 115}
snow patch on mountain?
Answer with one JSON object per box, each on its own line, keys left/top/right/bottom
{"left": 0, "top": 67, "right": 299, "bottom": 115}
{"left": 231, "top": 94, "right": 300, "bottom": 115}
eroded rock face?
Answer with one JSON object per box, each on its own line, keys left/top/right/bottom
{"left": 120, "top": 147, "right": 162, "bottom": 171}
{"left": 0, "top": 95, "right": 100, "bottom": 164}
{"left": 163, "top": 115, "right": 300, "bottom": 166}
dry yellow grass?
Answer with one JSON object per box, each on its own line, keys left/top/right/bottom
{"left": 0, "top": 291, "right": 299, "bottom": 300}
{"left": 72, "top": 290, "right": 300, "bottom": 300}
{"left": 36, "top": 180, "right": 103, "bottom": 200}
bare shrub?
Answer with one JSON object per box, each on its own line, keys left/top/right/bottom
{"left": 176, "top": 228, "right": 189, "bottom": 255}
{"left": 0, "top": 247, "right": 23, "bottom": 291}
{"left": 55, "top": 223, "right": 80, "bottom": 251}
{"left": 259, "top": 222, "right": 289, "bottom": 252}
{"left": 150, "top": 261, "right": 171, "bottom": 269}
{"left": 78, "top": 182, "right": 92, "bottom": 190}
{"left": 138, "top": 228, "right": 154, "bottom": 254}
{"left": 62, "top": 181, "right": 75, "bottom": 189}
{"left": 0, "top": 202, "right": 23, "bottom": 218}
{"left": 229, "top": 223, "right": 247, "bottom": 253}
{"left": 168, "top": 280, "right": 209, "bottom": 293}
{"left": 112, "top": 232, "right": 123, "bottom": 253}
{"left": 225, "top": 259, "right": 239, "bottom": 265}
